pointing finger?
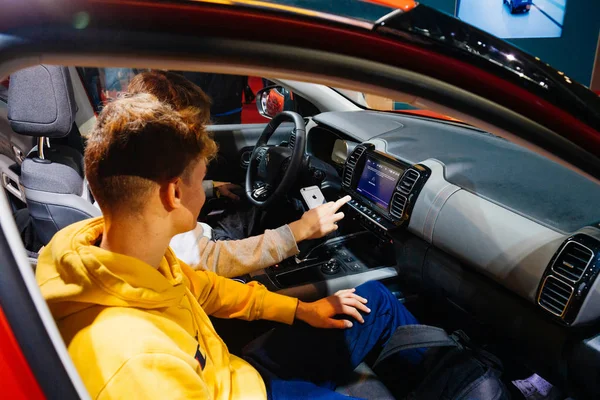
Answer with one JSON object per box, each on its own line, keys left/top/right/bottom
{"left": 333, "top": 195, "right": 351, "bottom": 211}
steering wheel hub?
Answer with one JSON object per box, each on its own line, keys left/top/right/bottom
{"left": 245, "top": 111, "right": 306, "bottom": 207}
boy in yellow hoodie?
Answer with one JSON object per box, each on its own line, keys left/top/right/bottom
{"left": 37, "top": 91, "right": 423, "bottom": 400}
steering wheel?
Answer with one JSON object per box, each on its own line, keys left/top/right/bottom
{"left": 245, "top": 111, "right": 306, "bottom": 208}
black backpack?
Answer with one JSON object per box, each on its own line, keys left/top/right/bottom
{"left": 373, "top": 325, "right": 510, "bottom": 400}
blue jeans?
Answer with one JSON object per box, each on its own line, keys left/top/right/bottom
{"left": 243, "top": 281, "right": 424, "bottom": 399}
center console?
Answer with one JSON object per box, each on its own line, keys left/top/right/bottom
{"left": 341, "top": 144, "right": 430, "bottom": 237}
{"left": 262, "top": 232, "right": 396, "bottom": 290}
{"left": 253, "top": 143, "right": 431, "bottom": 293}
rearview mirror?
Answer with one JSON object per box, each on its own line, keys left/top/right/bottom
{"left": 256, "top": 86, "right": 296, "bottom": 119}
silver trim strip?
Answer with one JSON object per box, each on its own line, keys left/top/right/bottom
{"left": 275, "top": 267, "right": 398, "bottom": 300}
{"left": 550, "top": 240, "right": 595, "bottom": 282}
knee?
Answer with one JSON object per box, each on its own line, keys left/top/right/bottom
{"left": 356, "top": 280, "right": 386, "bottom": 293}
{"left": 355, "top": 280, "right": 394, "bottom": 310}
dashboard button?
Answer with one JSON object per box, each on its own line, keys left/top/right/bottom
{"left": 321, "top": 259, "right": 341, "bottom": 275}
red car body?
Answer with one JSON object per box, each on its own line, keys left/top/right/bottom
{"left": 0, "top": 307, "right": 44, "bottom": 399}
{"left": 1, "top": 1, "right": 599, "bottom": 398}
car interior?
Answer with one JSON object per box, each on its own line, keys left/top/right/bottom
{"left": 1, "top": 61, "right": 600, "bottom": 400}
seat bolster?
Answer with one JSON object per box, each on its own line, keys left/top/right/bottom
{"left": 24, "top": 189, "right": 101, "bottom": 244}
{"left": 335, "top": 362, "right": 396, "bottom": 399}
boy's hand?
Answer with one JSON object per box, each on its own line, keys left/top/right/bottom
{"left": 288, "top": 195, "right": 351, "bottom": 242}
{"left": 214, "top": 182, "right": 241, "bottom": 201}
{"left": 295, "top": 288, "right": 370, "bottom": 329}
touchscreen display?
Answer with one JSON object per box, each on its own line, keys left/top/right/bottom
{"left": 356, "top": 156, "right": 403, "bottom": 210}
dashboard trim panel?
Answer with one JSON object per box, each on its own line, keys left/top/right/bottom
{"left": 409, "top": 159, "right": 567, "bottom": 306}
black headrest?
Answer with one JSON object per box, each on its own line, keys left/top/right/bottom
{"left": 8, "top": 65, "right": 76, "bottom": 138}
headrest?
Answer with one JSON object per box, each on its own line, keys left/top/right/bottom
{"left": 7, "top": 65, "right": 76, "bottom": 138}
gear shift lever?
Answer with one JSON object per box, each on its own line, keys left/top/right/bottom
{"left": 294, "top": 231, "right": 370, "bottom": 264}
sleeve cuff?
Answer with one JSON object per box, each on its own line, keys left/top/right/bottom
{"left": 260, "top": 290, "right": 298, "bottom": 325}
{"left": 275, "top": 225, "right": 300, "bottom": 259}
{"left": 202, "top": 180, "right": 214, "bottom": 198}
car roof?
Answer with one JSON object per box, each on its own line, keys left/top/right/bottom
{"left": 1, "top": 0, "right": 599, "bottom": 177}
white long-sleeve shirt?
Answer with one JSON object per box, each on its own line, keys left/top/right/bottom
{"left": 170, "top": 222, "right": 299, "bottom": 277}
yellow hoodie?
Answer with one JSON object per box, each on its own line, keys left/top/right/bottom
{"left": 36, "top": 218, "right": 298, "bottom": 400}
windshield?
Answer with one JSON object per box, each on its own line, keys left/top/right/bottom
{"left": 251, "top": 0, "right": 394, "bottom": 22}
{"left": 334, "top": 88, "right": 417, "bottom": 112}
{"left": 333, "top": 87, "right": 463, "bottom": 123}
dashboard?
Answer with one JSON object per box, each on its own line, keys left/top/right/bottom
{"left": 307, "top": 111, "right": 600, "bottom": 329}
{"left": 339, "top": 145, "right": 430, "bottom": 236}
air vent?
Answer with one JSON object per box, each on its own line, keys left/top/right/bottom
{"left": 397, "top": 169, "right": 420, "bottom": 196}
{"left": 389, "top": 193, "right": 407, "bottom": 220}
{"left": 552, "top": 241, "right": 594, "bottom": 282}
{"left": 538, "top": 276, "right": 574, "bottom": 317}
{"left": 347, "top": 146, "right": 365, "bottom": 166}
{"left": 342, "top": 146, "right": 365, "bottom": 188}
{"left": 288, "top": 133, "right": 296, "bottom": 150}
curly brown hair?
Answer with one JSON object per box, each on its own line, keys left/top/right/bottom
{"left": 128, "top": 70, "right": 212, "bottom": 125}
{"left": 84, "top": 93, "right": 217, "bottom": 214}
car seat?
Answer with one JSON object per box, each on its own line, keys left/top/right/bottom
{"left": 8, "top": 65, "right": 99, "bottom": 245}
{"left": 335, "top": 362, "right": 396, "bottom": 399}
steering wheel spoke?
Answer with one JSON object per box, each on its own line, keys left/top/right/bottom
{"left": 245, "top": 111, "right": 306, "bottom": 207}
{"left": 254, "top": 146, "right": 269, "bottom": 162}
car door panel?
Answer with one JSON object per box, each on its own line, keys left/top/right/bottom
{"left": 0, "top": 102, "right": 34, "bottom": 206}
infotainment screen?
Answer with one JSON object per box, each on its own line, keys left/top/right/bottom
{"left": 356, "top": 156, "right": 403, "bottom": 210}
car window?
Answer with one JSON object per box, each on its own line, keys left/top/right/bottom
{"left": 78, "top": 67, "right": 144, "bottom": 113}
{"left": 333, "top": 88, "right": 419, "bottom": 111}
{"left": 0, "top": 77, "right": 8, "bottom": 102}
{"left": 333, "top": 87, "right": 464, "bottom": 123}
{"left": 176, "top": 73, "right": 270, "bottom": 125}
{"left": 77, "top": 68, "right": 272, "bottom": 125}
